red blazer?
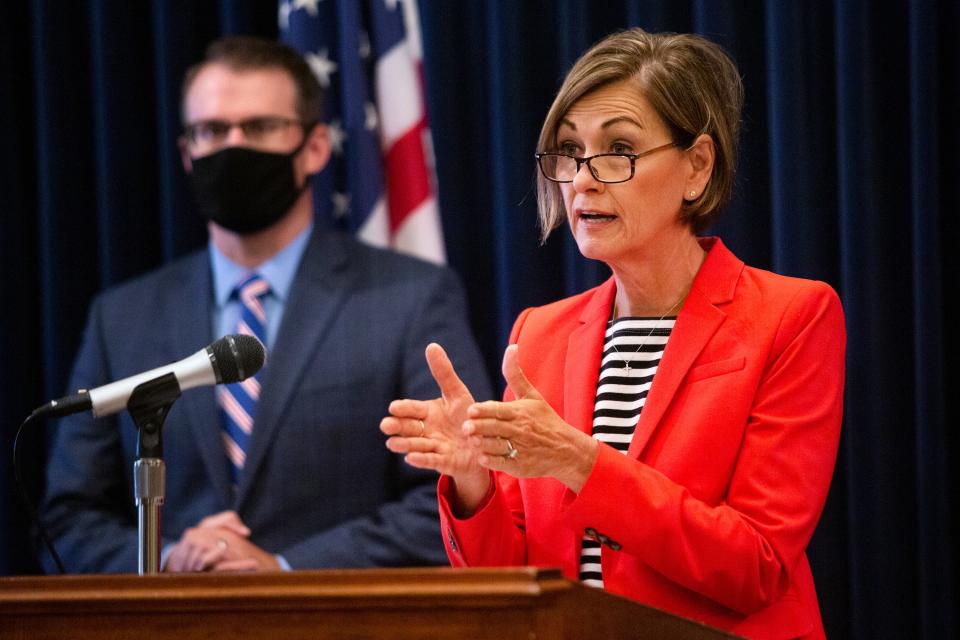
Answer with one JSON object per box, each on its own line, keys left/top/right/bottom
{"left": 439, "top": 238, "right": 845, "bottom": 640}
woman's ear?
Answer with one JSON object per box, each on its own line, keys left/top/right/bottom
{"left": 684, "top": 133, "right": 715, "bottom": 200}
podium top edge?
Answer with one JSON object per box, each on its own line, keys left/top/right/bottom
{"left": 0, "top": 566, "right": 573, "bottom": 606}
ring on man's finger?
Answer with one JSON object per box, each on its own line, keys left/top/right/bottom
{"left": 216, "top": 538, "right": 228, "bottom": 551}
{"left": 418, "top": 420, "right": 426, "bottom": 437}
{"left": 503, "top": 439, "right": 519, "bottom": 460}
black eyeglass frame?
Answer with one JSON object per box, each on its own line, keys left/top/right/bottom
{"left": 534, "top": 141, "right": 680, "bottom": 184}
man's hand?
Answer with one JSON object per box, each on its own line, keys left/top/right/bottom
{"left": 164, "top": 510, "right": 279, "bottom": 572}
{"left": 208, "top": 531, "right": 281, "bottom": 572}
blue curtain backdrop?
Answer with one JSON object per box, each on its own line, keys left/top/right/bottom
{"left": 0, "top": 2, "right": 956, "bottom": 638}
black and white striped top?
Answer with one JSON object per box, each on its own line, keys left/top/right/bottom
{"left": 579, "top": 315, "right": 676, "bottom": 588}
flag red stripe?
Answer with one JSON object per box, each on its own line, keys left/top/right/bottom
{"left": 384, "top": 120, "right": 432, "bottom": 232}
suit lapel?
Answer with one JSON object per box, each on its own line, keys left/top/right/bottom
{"left": 628, "top": 238, "right": 743, "bottom": 457}
{"left": 564, "top": 280, "right": 617, "bottom": 435}
{"left": 235, "top": 230, "right": 351, "bottom": 507}
{"left": 166, "top": 252, "right": 233, "bottom": 505}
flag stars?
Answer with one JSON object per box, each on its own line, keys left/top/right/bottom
{"left": 358, "top": 30, "right": 371, "bottom": 60}
{"left": 332, "top": 192, "right": 351, "bottom": 218}
{"left": 364, "top": 103, "right": 379, "bottom": 132}
{"left": 327, "top": 119, "right": 347, "bottom": 155}
{"left": 278, "top": 0, "right": 292, "bottom": 31}
{"left": 306, "top": 48, "right": 338, "bottom": 88}
{"left": 293, "top": 0, "right": 321, "bottom": 16}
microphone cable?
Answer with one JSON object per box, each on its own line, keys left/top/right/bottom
{"left": 13, "top": 409, "right": 66, "bottom": 574}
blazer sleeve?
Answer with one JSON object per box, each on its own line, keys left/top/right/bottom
{"left": 561, "top": 281, "right": 846, "bottom": 614}
{"left": 280, "top": 267, "right": 494, "bottom": 569}
{"left": 438, "top": 307, "right": 533, "bottom": 567}
{"left": 41, "top": 297, "right": 171, "bottom": 573}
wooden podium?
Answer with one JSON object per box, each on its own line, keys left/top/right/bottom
{"left": 0, "top": 567, "right": 736, "bottom": 639}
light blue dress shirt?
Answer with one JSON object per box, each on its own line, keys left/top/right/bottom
{"left": 161, "top": 224, "right": 312, "bottom": 572}
{"left": 209, "top": 222, "right": 314, "bottom": 351}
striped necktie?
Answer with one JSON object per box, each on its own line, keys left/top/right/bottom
{"left": 219, "top": 274, "right": 269, "bottom": 484}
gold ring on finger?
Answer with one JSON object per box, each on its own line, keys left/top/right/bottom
{"left": 503, "top": 439, "right": 519, "bottom": 460}
{"left": 418, "top": 420, "right": 426, "bottom": 437}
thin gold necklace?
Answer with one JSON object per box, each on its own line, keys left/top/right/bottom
{"left": 610, "top": 296, "right": 683, "bottom": 376}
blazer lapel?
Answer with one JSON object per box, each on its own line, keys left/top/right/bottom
{"left": 235, "top": 230, "right": 351, "bottom": 507}
{"left": 166, "top": 252, "right": 233, "bottom": 505}
{"left": 627, "top": 238, "right": 743, "bottom": 458}
{"left": 564, "top": 279, "right": 617, "bottom": 435}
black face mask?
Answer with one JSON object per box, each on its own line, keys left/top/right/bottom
{"left": 188, "top": 141, "right": 309, "bottom": 235}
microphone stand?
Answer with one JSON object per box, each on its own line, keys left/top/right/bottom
{"left": 126, "top": 373, "right": 181, "bottom": 575}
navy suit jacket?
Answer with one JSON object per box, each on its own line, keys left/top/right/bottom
{"left": 41, "top": 227, "right": 491, "bottom": 573}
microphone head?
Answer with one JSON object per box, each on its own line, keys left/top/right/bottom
{"left": 209, "top": 334, "right": 266, "bottom": 384}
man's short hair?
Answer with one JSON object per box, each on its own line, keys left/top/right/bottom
{"left": 181, "top": 36, "right": 324, "bottom": 124}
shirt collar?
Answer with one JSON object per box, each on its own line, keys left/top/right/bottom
{"left": 210, "top": 222, "right": 313, "bottom": 307}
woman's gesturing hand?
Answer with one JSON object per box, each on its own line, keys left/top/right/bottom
{"left": 465, "top": 345, "right": 598, "bottom": 492}
{"left": 380, "top": 343, "right": 491, "bottom": 509}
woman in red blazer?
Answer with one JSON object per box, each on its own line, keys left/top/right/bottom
{"left": 382, "top": 28, "right": 844, "bottom": 640}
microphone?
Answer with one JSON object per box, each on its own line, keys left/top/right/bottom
{"left": 35, "top": 334, "right": 266, "bottom": 419}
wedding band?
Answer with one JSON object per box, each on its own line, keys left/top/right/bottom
{"left": 418, "top": 420, "right": 426, "bottom": 437}
{"left": 503, "top": 439, "right": 519, "bottom": 460}
{"left": 216, "top": 538, "right": 228, "bottom": 551}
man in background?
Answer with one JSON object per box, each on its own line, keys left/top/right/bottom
{"left": 41, "top": 36, "right": 490, "bottom": 573}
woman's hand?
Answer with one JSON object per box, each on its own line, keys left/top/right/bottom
{"left": 466, "top": 345, "right": 598, "bottom": 493}
{"left": 381, "top": 343, "right": 491, "bottom": 512}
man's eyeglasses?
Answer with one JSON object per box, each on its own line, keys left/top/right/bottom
{"left": 182, "top": 116, "right": 305, "bottom": 151}
{"left": 535, "top": 141, "right": 679, "bottom": 184}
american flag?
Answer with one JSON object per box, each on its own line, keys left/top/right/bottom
{"left": 279, "top": 0, "right": 445, "bottom": 264}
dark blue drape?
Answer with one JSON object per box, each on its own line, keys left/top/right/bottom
{"left": 1, "top": 2, "right": 956, "bottom": 638}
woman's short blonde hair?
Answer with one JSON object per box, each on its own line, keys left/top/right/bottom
{"left": 536, "top": 28, "right": 744, "bottom": 241}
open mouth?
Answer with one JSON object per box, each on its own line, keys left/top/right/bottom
{"left": 578, "top": 210, "right": 617, "bottom": 224}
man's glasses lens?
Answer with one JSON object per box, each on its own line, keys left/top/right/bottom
{"left": 184, "top": 117, "right": 301, "bottom": 147}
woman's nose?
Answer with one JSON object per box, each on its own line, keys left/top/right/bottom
{"left": 571, "top": 159, "right": 603, "bottom": 192}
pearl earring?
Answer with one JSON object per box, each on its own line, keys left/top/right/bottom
{"left": 689, "top": 190, "right": 697, "bottom": 198}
